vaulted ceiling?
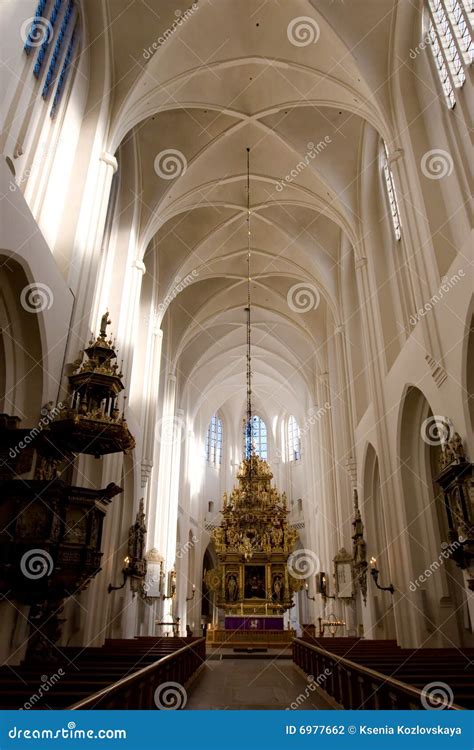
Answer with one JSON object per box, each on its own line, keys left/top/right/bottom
{"left": 98, "top": 0, "right": 410, "bottom": 422}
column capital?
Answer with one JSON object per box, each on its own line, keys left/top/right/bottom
{"left": 132, "top": 259, "right": 146, "bottom": 275}
{"left": 387, "top": 148, "right": 404, "bottom": 166}
{"left": 100, "top": 151, "right": 118, "bottom": 173}
{"left": 355, "top": 256, "right": 368, "bottom": 270}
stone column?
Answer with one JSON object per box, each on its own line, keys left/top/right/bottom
{"left": 354, "top": 254, "right": 421, "bottom": 646}
{"left": 73, "top": 151, "right": 118, "bottom": 344}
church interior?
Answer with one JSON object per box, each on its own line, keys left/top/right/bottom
{"left": 0, "top": 0, "right": 473, "bottom": 713}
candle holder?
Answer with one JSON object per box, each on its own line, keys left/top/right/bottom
{"left": 186, "top": 584, "right": 196, "bottom": 601}
{"left": 162, "top": 569, "right": 177, "bottom": 600}
{"left": 304, "top": 582, "right": 317, "bottom": 601}
{"left": 369, "top": 557, "right": 395, "bottom": 594}
{"left": 107, "top": 557, "right": 131, "bottom": 593}
{"left": 317, "top": 572, "right": 336, "bottom": 600}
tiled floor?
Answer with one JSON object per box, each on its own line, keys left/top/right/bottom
{"left": 185, "top": 658, "right": 335, "bottom": 710}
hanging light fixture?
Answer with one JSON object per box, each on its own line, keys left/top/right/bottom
{"left": 245, "top": 146, "right": 253, "bottom": 463}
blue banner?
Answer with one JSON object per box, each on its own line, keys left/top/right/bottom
{"left": 0, "top": 710, "right": 472, "bottom": 749}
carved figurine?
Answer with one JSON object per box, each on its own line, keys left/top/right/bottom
{"left": 100, "top": 311, "right": 111, "bottom": 338}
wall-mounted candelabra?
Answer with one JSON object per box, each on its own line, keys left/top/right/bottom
{"left": 370, "top": 557, "right": 395, "bottom": 594}
{"left": 162, "top": 569, "right": 177, "bottom": 600}
{"left": 186, "top": 584, "right": 196, "bottom": 601}
{"left": 316, "top": 572, "right": 336, "bottom": 600}
{"left": 108, "top": 555, "right": 132, "bottom": 593}
{"left": 304, "top": 582, "right": 317, "bottom": 601}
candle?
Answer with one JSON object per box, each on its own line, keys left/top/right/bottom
{"left": 370, "top": 557, "right": 377, "bottom": 568}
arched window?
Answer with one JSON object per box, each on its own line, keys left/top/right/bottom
{"left": 382, "top": 141, "right": 402, "bottom": 241}
{"left": 288, "top": 416, "right": 301, "bottom": 461}
{"left": 206, "top": 414, "right": 222, "bottom": 465}
{"left": 425, "top": 0, "right": 471, "bottom": 109}
{"left": 245, "top": 415, "right": 268, "bottom": 460}
{"left": 23, "top": 0, "right": 80, "bottom": 118}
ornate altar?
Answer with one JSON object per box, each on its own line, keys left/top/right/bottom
{"left": 205, "top": 454, "right": 301, "bottom": 618}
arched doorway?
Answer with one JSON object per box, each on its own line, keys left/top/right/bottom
{"left": 399, "top": 387, "right": 470, "bottom": 646}
{"left": 0, "top": 255, "right": 43, "bottom": 422}
{"left": 362, "top": 443, "right": 396, "bottom": 640}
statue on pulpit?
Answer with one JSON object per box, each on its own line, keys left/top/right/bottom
{"left": 100, "top": 311, "right": 111, "bottom": 338}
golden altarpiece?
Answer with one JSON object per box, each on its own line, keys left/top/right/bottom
{"left": 205, "top": 453, "right": 302, "bottom": 621}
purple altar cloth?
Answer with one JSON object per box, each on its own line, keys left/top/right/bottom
{"left": 225, "top": 616, "right": 284, "bottom": 630}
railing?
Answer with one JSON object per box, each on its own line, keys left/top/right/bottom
{"left": 293, "top": 639, "right": 463, "bottom": 710}
{"left": 69, "top": 637, "right": 206, "bottom": 710}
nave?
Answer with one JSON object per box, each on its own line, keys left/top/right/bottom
{"left": 0, "top": 0, "right": 473, "bottom": 716}
{"left": 184, "top": 656, "right": 334, "bottom": 711}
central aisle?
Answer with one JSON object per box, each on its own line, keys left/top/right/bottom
{"left": 185, "top": 658, "right": 335, "bottom": 710}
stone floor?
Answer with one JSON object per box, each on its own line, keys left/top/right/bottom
{"left": 185, "top": 658, "right": 335, "bottom": 710}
